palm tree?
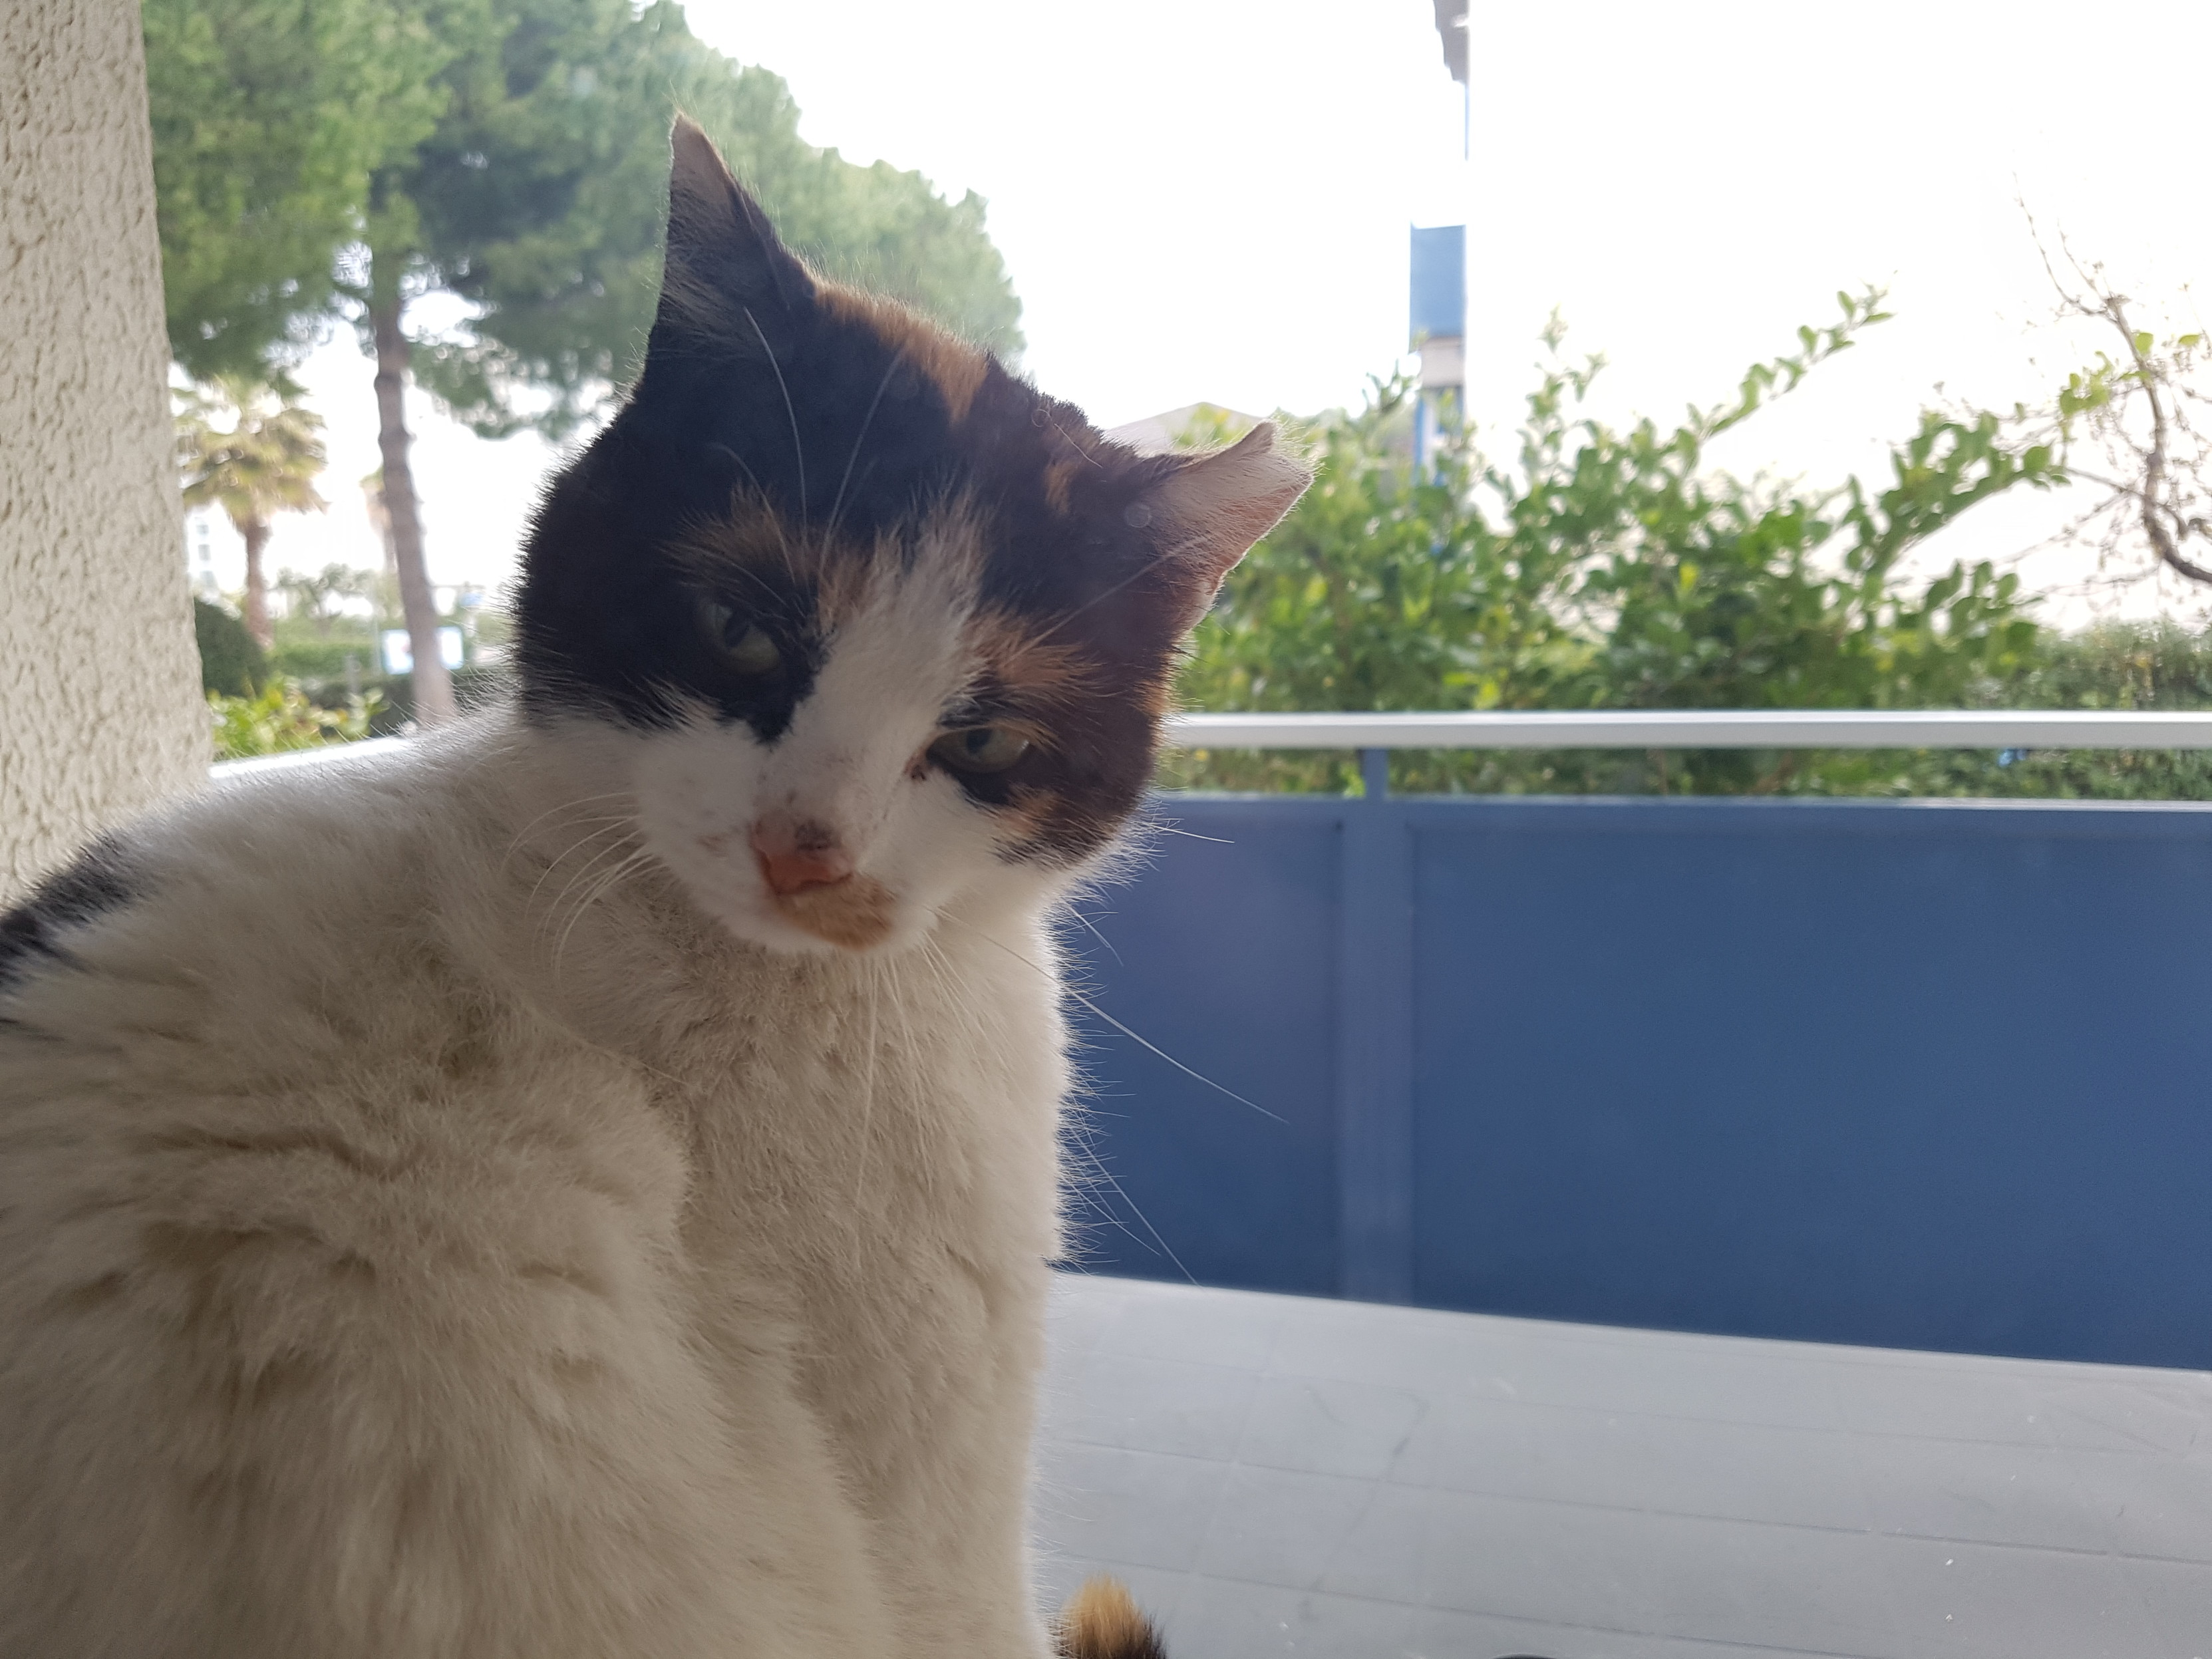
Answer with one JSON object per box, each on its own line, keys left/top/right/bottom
{"left": 275, "top": 563, "right": 375, "bottom": 638}
{"left": 175, "top": 377, "right": 329, "bottom": 651}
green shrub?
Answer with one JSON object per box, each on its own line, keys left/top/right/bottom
{"left": 1871, "top": 621, "right": 2212, "bottom": 800}
{"left": 1178, "top": 300, "right": 2056, "bottom": 798}
{"left": 267, "top": 639, "right": 374, "bottom": 682}
{"left": 208, "top": 679, "right": 383, "bottom": 760}
{"left": 192, "top": 598, "right": 265, "bottom": 696}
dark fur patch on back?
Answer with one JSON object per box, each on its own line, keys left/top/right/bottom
{"left": 1054, "top": 1577, "right": 1169, "bottom": 1659}
{"left": 0, "top": 834, "right": 138, "bottom": 992}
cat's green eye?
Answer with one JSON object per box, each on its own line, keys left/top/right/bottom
{"left": 929, "top": 725, "right": 1032, "bottom": 775}
{"left": 699, "top": 601, "right": 782, "bottom": 676}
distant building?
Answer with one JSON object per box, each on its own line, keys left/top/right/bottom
{"left": 1410, "top": 224, "right": 1466, "bottom": 470}
{"left": 180, "top": 505, "right": 243, "bottom": 598}
{"left": 1416, "top": 2, "right": 1471, "bottom": 472}
{"left": 184, "top": 512, "right": 217, "bottom": 597}
{"left": 1432, "top": 0, "right": 1469, "bottom": 87}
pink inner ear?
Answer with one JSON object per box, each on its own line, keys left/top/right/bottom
{"left": 1145, "top": 421, "right": 1314, "bottom": 601}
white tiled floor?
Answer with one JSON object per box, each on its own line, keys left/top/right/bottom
{"left": 1030, "top": 1274, "right": 2212, "bottom": 1659}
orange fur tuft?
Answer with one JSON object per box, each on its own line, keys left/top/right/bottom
{"left": 816, "top": 283, "right": 990, "bottom": 423}
{"left": 1053, "top": 1576, "right": 1169, "bottom": 1659}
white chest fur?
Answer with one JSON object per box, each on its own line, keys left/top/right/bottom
{"left": 662, "top": 921, "right": 1072, "bottom": 1500}
{"left": 480, "top": 743, "right": 1077, "bottom": 1649}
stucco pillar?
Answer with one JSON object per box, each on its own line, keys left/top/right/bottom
{"left": 0, "top": 0, "right": 205, "bottom": 901}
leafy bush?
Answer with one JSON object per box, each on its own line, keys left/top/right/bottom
{"left": 267, "top": 639, "right": 376, "bottom": 682}
{"left": 192, "top": 597, "right": 266, "bottom": 696}
{"left": 1863, "top": 621, "right": 2212, "bottom": 800}
{"left": 1172, "top": 296, "right": 2064, "bottom": 796}
{"left": 208, "top": 679, "right": 383, "bottom": 760}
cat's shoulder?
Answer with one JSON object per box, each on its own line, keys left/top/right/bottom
{"left": 0, "top": 720, "right": 679, "bottom": 1241}
{"left": 0, "top": 721, "right": 535, "bottom": 1080}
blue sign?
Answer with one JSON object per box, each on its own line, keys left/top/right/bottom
{"left": 1410, "top": 224, "right": 1466, "bottom": 343}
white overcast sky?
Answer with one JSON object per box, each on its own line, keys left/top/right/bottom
{"left": 238, "top": 0, "right": 2212, "bottom": 627}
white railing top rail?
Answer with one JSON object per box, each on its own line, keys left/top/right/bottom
{"left": 208, "top": 708, "right": 2212, "bottom": 782}
{"left": 1164, "top": 710, "right": 2212, "bottom": 750}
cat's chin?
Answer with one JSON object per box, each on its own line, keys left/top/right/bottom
{"left": 690, "top": 882, "right": 926, "bottom": 959}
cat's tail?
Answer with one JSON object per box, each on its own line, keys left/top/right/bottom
{"left": 1053, "top": 1577, "right": 1168, "bottom": 1659}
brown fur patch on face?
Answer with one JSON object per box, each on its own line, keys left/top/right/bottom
{"left": 810, "top": 537, "right": 883, "bottom": 631}
{"left": 1041, "top": 454, "right": 1084, "bottom": 515}
{"left": 666, "top": 496, "right": 885, "bottom": 630}
{"left": 1054, "top": 1577, "right": 1168, "bottom": 1659}
{"left": 772, "top": 873, "right": 896, "bottom": 951}
{"left": 987, "top": 781, "right": 1081, "bottom": 858}
{"left": 964, "top": 607, "right": 1108, "bottom": 709}
{"left": 939, "top": 603, "right": 1164, "bottom": 865}
{"left": 817, "top": 283, "right": 989, "bottom": 424}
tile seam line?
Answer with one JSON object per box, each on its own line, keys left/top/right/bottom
{"left": 1053, "top": 1553, "right": 1887, "bottom": 1659}
{"left": 1060, "top": 1355, "right": 2207, "bottom": 1439}
{"left": 1372, "top": 1389, "right": 2181, "bottom": 1449}
{"left": 1261, "top": 1314, "right": 2212, "bottom": 1377}
{"left": 1062, "top": 1284, "right": 2212, "bottom": 1388}
{"left": 1042, "top": 1443, "right": 2212, "bottom": 1561}
{"left": 1050, "top": 1416, "right": 2149, "bottom": 1472}
{"left": 1058, "top": 1390, "right": 2101, "bottom": 1449}
{"left": 1877, "top": 1528, "right": 2212, "bottom": 1567}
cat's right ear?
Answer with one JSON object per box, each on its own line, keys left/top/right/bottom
{"left": 647, "top": 114, "right": 815, "bottom": 362}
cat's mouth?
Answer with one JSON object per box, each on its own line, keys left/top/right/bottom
{"left": 764, "top": 873, "right": 898, "bottom": 951}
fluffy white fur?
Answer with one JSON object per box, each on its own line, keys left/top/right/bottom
{"left": 0, "top": 553, "right": 1082, "bottom": 1656}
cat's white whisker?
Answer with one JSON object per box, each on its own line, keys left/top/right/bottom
{"left": 1149, "top": 824, "right": 1235, "bottom": 844}
{"left": 1068, "top": 1140, "right": 1195, "bottom": 1286}
{"left": 852, "top": 956, "right": 882, "bottom": 1206}
{"left": 551, "top": 845, "right": 655, "bottom": 969}
{"left": 524, "top": 819, "right": 641, "bottom": 914}
{"left": 516, "top": 822, "right": 634, "bottom": 871}
{"left": 882, "top": 952, "right": 928, "bottom": 1147}
{"left": 936, "top": 913, "right": 1285, "bottom": 1125}
{"left": 533, "top": 822, "right": 645, "bottom": 920}
{"left": 538, "top": 826, "right": 648, "bottom": 931}
{"left": 919, "top": 935, "right": 989, "bottom": 1073}
{"left": 827, "top": 350, "right": 904, "bottom": 545}
{"left": 707, "top": 441, "right": 764, "bottom": 499}
{"left": 743, "top": 304, "right": 807, "bottom": 516}
{"left": 1060, "top": 902, "right": 1123, "bottom": 967}
{"left": 504, "top": 790, "right": 639, "bottom": 855}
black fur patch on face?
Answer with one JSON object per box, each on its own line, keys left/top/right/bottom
{"left": 0, "top": 834, "right": 138, "bottom": 995}
{"left": 514, "top": 120, "right": 1271, "bottom": 865}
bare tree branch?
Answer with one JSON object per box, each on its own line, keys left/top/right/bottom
{"left": 2020, "top": 204, "right": 2212, "bottom": 588}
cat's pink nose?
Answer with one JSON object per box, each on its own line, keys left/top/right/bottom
{"left": 751, "top": 817, "right": 854, "bottom": 896}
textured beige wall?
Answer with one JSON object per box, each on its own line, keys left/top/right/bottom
{"left": 1, "top": 0, "right": 205, "bottom": 901}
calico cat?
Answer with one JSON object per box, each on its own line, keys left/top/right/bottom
{"left": 0, "top": 117, "right": 1306, "bottom": 1658}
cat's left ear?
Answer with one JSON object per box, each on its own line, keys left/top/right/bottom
{"left": 1134, "top": 423, "right": 1311, "bottom": 634}
{"left": 647, "top": 114, "right": 815, "bottom": 363}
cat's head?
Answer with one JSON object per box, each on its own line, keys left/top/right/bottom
{"left": 516, "top": 118, "right": 1307, "bottom": 956}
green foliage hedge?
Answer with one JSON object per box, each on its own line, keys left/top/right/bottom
{"left": 1167, "top": 303, "right": 2212, "bottom": 800}
{"left": 267, "top": 639, "right": 374, "bottom": 682}
{"left": 207, "top": 679, "right": 382, "bottom": 760}
{"left": 192, "top": 598, "right": 265, "bottom": 696}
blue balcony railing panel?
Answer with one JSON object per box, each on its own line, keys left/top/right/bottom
{"left": 1064, "top": 808, "right": 1343, "bottom": 1296}
{"left": 1070, "top": 793, "right": 2212, "bottom": 1370}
